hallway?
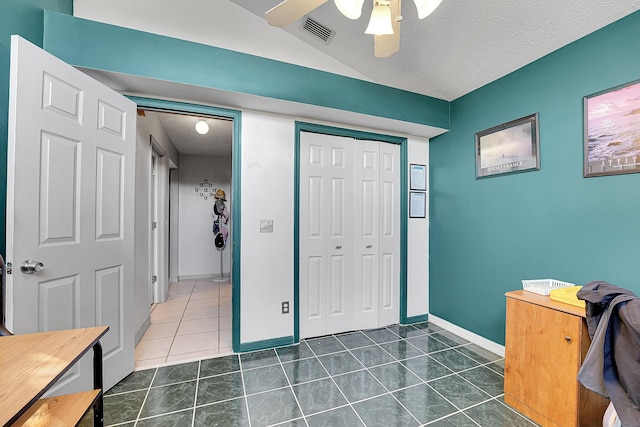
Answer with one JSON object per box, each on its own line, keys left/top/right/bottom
{"left": 134, "top": 278, "right": 233, "bottom": 369}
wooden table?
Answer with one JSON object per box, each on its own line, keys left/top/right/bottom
{"left": 0, "top": 326, "right": 108, "bottom": 427}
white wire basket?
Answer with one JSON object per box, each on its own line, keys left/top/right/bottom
{"left": 521, "top": 279, "right": 576, "bottom": 296}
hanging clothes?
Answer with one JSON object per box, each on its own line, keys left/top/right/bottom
{"left": 212, "top": 189, "right": 229, "bottom": 250}
{"left": 577, "top": 281, "right": 640, "bottom": 427}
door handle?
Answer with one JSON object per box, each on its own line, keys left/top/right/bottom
{"left": 366, "top": 245, "right": 372, "bottom": 249}
{"left": 20, "top": 260, "right": 45, "bottom": 274}
{"left": 335, "top": 245, "right": 342, "bottom": 249}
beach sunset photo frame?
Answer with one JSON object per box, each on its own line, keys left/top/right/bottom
{"left": 584, "top": 80, "right": 640, "bottom": 177}
{"left": 475, "top": 113, "right": 540, "bottom": 179}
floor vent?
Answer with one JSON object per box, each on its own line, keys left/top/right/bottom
{"left": 300, "top": 16, "right": 336, "bottom": 44}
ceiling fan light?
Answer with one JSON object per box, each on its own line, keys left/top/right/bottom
{"left": 365, "top": 4, "right": 394, "bottom": 35}
{"left": 413, "top": 0, "right": 443, "bottom": 19}
{"left": 195, "top": 120, "right": 209, "bottom": 135}
{"left": 334, "top": 0, "right": 364, "bottom": 19}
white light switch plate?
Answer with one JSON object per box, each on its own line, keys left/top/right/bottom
{"left": 260, "top": 219, "right": 274, "bottom": 233}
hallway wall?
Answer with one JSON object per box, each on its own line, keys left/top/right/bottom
{"left": 178, "top": 154, "right": 232, "bottom": 278}
{"left": 135, "top": 112, "right": 180, "bottom": 342}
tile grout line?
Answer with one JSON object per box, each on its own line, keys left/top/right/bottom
{"left": 304, "top": 337, "right": 369, "bottom": 426}
{"left": 274, "top": 349, "right": 311, "bottom": 427}
{"left": 132, "top": 367, "right": 159, "bottom": 426}
{"left": 336, "top": 332, "right": 424, "bottom": 427}
{"left": 191, "top": 360, "right": 202, "bottom": 427}
{"left": 237, "top": 353, "right": 253, "bottom": 427}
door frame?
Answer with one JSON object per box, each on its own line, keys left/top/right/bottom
{"left": 294, "top": 121, "right": 409, "bottom": 343}
{"left": 129, "top": 96, "right": 242, "bottom": 352}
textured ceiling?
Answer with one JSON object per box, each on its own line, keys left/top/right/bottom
{"left": 149, "top": 111, "right": 233, "bottom": 157}
{"left": 230, "top": 0, "right": 640, "bottom": 100}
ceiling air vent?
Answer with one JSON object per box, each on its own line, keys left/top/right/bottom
{"left": 300, "top": 16, "right": 336, "bottom": 45}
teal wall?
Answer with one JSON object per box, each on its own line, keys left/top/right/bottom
{"left": 0, "top": 0, "right": 73, "bottom": 256}
{"left": 430, "top": 10, "right": 640, "bottom": 344}
{"left": 42, "top": 12, "right": 449, "bottom": 130}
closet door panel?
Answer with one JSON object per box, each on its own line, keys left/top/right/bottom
{"left": 378, "top": 143, "right": 400, "bottom": 327}
{"left": 353, "top": 141, "right": 380, "bottom": 329}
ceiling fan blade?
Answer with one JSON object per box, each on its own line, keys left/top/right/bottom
{"left": 374, "top": 0, "right": 401, "bottom": 57}
{"left": 266, "top": 0, "right": 329, "bottom": 27}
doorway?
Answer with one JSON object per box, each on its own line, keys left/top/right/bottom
{"left": 131, "top": 100, "right": 241, "bottom": 368}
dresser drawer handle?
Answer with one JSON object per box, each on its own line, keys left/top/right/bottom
{"left": 564, "top": 336, "right": 572, "bottom": 343}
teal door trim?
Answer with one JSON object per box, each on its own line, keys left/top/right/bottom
{"left": 128, "top": 96, "right": 242, "bottom": 353}
{"left": 294, "top": 122, "right": 408, "bottom": 343}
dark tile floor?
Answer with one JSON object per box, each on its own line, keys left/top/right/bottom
{"left": 98, "top": 322, "right": 537, "bottom": 426}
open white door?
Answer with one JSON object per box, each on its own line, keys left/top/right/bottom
{"left": 5, "top": 36, "right": 135, "bottom": 392}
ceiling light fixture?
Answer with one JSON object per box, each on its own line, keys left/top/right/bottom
{"left": 334, "top": 0, "right": 364, "bottom": 19}
{"left": 195, "top": 120, "right": 209, "bottom": 135}
{"left": 265, "top": 0, "right": 444, "bottom": 57}
{"left": 413, "top": 0, "right": 442, "bottom": 19}
{"left": 365, "top": 1, "right": 394, "bottom": 35}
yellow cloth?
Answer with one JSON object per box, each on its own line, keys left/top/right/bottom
{"left": 550, "top": 286, "right": 585, "bottom": 308}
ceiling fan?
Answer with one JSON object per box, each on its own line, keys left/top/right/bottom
{"left": 265, "top": 0, "right": 443, "bottom": 58}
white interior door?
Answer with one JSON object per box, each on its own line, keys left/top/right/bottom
{"left": 377, "top": 142, "right": 400, "bottom": 326}
{"left": 6, "top": 35, "right": 136, "bottom": 392}
{"left": 353, "top": 140, "right": 381, "bottom": 330}
{"left": 151, "top": 151, "right": 159, "bottom": 303}
{"left": 300, "top": 132, "right": 353, "bottom": 339}
{"left": 300, "top": 132, "right": 400, "bottom": 339}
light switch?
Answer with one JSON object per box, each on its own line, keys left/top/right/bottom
{"left": 260, "top": 219, "right": 274, "bottom": 233}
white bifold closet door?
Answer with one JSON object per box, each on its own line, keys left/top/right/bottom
{"left": 300, "top": 132, "right": 400, "bottom": 340}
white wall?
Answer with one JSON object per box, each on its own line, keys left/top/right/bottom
{"left": 239, "top": 109, "right": 431, "bottom": 344}
{"left": 407, "top": 138, "right": 430, "bottom": 317}
{"left": 134, "top": 112, "right": 180, "bottom": 342}
{"left": 178, "top": 154, "right": 232, "bottom": 278}
{"left": 240, "top": 111, "right": 296, "bottom": 343}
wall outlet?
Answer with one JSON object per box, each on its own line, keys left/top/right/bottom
{"left": 281, "top": 301, "right": 290, "bottom": 314}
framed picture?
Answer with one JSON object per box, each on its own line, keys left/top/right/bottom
{"left": 409, "top": 192, "right": 426, "bottom": 218}
{"left": 410, "top": 164, "right": 427, "bottom": 190}
{"left": 584, "top": 80, "right": 640, "bottom": 177}
{"left": 475, "top": 113, "right": 540, "bottom": 179}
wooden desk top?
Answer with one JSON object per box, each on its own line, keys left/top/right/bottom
{"left": 0, "top": 326, "right": 108, "bottom": 426}
{"left": 506, "top": 290, "right": 586, "bottom": 318}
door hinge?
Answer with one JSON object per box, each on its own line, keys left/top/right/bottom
{"left": 5, "top": 262, "right": 11, "bottom": 275}
{"left": 152, "top": 275, "right": 157, "bottom": 283}
{"left": 152, "top": 221, "right": 157, "bottom": 230}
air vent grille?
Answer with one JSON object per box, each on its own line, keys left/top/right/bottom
{"left": 300, "top": 16, "right": 336, "bottom": 44}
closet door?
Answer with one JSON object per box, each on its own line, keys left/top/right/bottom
{"left": 352, "top": 140, "right": 400, "bottom": 330}
{"left": 300, "top": 132, "right": 353, "bottom": 339}
{"left": 352, "top": 140, "right": 381, "bottom": 330}
{"left": 378, "top": 142, "right": 401, "bottom": 327}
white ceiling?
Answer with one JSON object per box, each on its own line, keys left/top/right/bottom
{"left": 147, "top": 110, "right": 233, "bottom": 157}
{"left": 74, "top": 0, "right": 640, "bottom": 155}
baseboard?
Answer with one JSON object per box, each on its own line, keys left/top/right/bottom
{"left": 135, "top": 317, "right": 151, "bottom": 346}
{"left": 239, "top": 336, "right": 295, "bottom": 353}
{"left": 177, "top": 274, "right": 229, "bottom": 281}
{"left": 428, "top": 314, "right": 505, "bottom": 357}
{"left": 404, "top": 314, "right": 429, "bottom": 324}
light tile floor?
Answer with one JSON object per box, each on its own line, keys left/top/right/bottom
{"left": 102, "top": 322, "right": 538, "bottom": 426}
{"left": 134, "top": 278, "right": 233, "bottom": 369}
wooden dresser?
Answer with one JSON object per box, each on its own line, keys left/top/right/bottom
{"left": 0, "top": 326, "right": 108, "bottom": 426}
{"left": 504, "top": 290, "right": 609, "bottom": 427}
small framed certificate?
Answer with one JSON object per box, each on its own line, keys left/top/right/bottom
{"left": 409, "top": 192, "right": 426, "bottom": 218}
{"left": 410, "top": 164, "right": 427, "bottom": 191}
